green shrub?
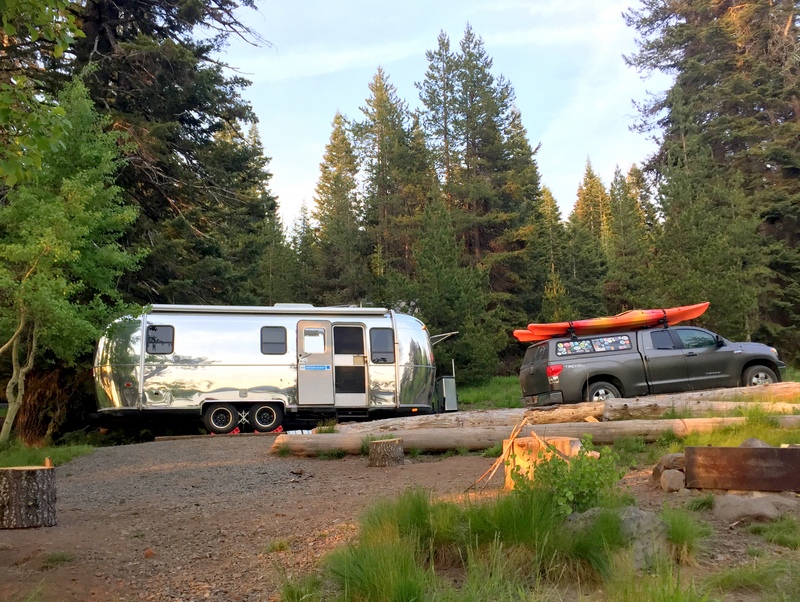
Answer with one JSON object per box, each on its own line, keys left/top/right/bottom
{"left": 482, "top": 443, "right": 503, "bottom": 458}
{"left": 521, "top": 446, "right": 625, "bottom": 516}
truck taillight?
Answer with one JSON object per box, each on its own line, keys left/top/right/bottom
{"left": 546, "top": 364, "right": 563, "bottom": 377}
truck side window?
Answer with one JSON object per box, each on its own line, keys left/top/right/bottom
{"left": 651, "top": 330, "right": 675, "bottom": 350}
{"left": 260, "top": 326, "right": 287, "bottom": 355}
{"left": 676, "top": 328, "right": 716, "bottom": 349}
{"left": 370, "top": 328, "right": 395, "bottom": 364}
{"left": 146, "top": 325, "right": 174, "bottom": 354}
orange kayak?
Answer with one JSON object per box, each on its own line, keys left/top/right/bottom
{"left": 513, "top": 302, "right": 710, "bottom": 343}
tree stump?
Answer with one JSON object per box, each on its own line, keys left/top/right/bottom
{"left": 0, "top": 466, "right": 57, "bottom": 528}
{"left": 368, "top": 438, "right": 404, "bottom": 467}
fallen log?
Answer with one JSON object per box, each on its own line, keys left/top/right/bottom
{"left": 333, "top": 402, "right": 604, "bottom": 434}
{"left": 604, "top": 398, "right": 800, "bottom": 421}
{"left": 271, "top": 416, "right": 800, "bottom": 456}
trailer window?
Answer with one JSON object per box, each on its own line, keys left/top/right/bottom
{"left": 146, "top": 325, "right": 174, "bottom": 354}
{"left": 334, "top": 326, "right": 364, "bottom": 355}
{"left": 370, "top": 328, "right": 395, "bottom": 364}
{"left": 303, "top": 328, "right": 326, "bottom": 354}
{"left": 261, "top": 326, "right": 287, "bottom": 355}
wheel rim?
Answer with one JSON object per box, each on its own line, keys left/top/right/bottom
{"left": 254, "top": 406, "right": 276, "bottom": 428}
{"left": 211, "top": 408, "right": 233, "bottom": 429}
{"left": 749, "top": 371, "right": 774, "bottom": 386}
{"left": 592, "top": 388, "right": 617, "bottom": 402}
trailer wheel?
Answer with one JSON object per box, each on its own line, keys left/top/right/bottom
{"left": 203, "top": 403, "right": 238, "bottom": 434}
{"left": 250, "top": 403, "right": 283, "bottom": 432}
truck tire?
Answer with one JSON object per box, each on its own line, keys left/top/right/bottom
{"left": 250, "top": 403, "right": 283, "bottom": 432}
{"left": 742, "top": 365, "right": 778, "bottom": 387}
{"left": 586, "top": 382, "right": 621, "bottom": 402}
{"left": 203, "top": 403, "right": 239, "bottom": 434}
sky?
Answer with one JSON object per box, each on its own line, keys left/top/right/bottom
{"left": 222, "top": 0, "right": 672, "bottom": 228}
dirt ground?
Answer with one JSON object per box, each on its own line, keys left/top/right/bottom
{"left": 1, "top": 435, "right": 799, "bottom": 602}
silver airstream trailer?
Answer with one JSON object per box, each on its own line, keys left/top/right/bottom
{"left": 93, "top": 304, "right": 457, "bottom": 433}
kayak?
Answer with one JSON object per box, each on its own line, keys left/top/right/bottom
{"left": 513, "top": 302, "right": 710, "bottom": 343}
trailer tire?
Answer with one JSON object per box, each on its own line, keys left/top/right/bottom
{"left": 203, "top": 403, "right": 239, "bottom": 434}
{"left": 250, "top": 403, "right": 283, "bottom": 432}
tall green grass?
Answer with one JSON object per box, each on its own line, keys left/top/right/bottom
{"left": 0, "top": 441, "right": 94, "bottom": 468}
{"left": 680, "top": 413, "right": 800, "bottom": 448}
{"left": 457, "top": 376, "right": 522, "bottom": 409}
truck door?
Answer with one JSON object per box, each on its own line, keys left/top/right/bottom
{"left": 641, "top": 330, "right": 691, "bottom": 394}
{"left": 674, "top": 327, "right": 738, "bottom": 390}
{"left": 333, "top": 325, "right": 367, "bottom": 407}
{"left": 297, "top": 320, "right": 334, "bottom": 405}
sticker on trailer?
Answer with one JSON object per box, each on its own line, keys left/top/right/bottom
{"left": 300, "top": 365, "right": 331, "bottom": 371}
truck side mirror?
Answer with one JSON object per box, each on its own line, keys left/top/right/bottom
{"left": 715, "top": 335, "right": 725, "bottom": 347}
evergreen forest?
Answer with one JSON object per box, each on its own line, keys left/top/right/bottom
{"left": 1, "top": 0, "right": 799, "bottom": 441}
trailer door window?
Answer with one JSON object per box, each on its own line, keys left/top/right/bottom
{"left": 303, "top": 328, "right": 326, "bottom": 354}
{"left": 334, "top": 326, "right": 365, "bottom": 354}
{"left": 261, "top": 326, "right": 287, "bottom": 355}
{"left": 370, "top": 328, "right": 395, "bottom": 364}
{"left": 146, "top": 325, "right": 174, "bottom": 354}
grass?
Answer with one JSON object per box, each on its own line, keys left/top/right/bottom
{"left": 686, "top": 493, "right": 715, "bottom": 512}
{"left": 660, "top": 508, "right": 712, "bottom": 565}
{"left": 0, "top": 441, "right": 94, "bottom": 468}
{"left": 40, "top": 551, "right": 73, "bottom": 570}
{"left": 604, "top": 559, "right": 710, "bottom": 602}
{"left": 275, "top": 444, "right": 291, "bottom": 457}
{"left": 482, "top": 442, "right": 503, "bottom": 458}
{"left": 679, "top": 413, "right": 800, "bottom": 448}
{"left": 315, "top": 419, "right": 338, "bottom": 434}
{"left": 317, "top": 448, "right": 347, "bottom": 460}
{"left": 704, "top": 558, "right": 791, "bottom": 595}
{"left": 747, "top": 516, "right": 800, "bottom": 549}
{"left": 358, "top": 434, "right": 395, "bottom": 455}
{"left": 457, "top": 376, "right": 522, "bottom": 409}
{"left": 264, "top": 539, "right": 291, "bottom": 553}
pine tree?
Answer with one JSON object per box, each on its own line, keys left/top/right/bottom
{"left": 603, "top": 166, "right": 654, "bottom": 311}
{"left": 572, "top": 159, "right": 611, "bottom": 246}
{"left": 289, "top": 204, "right": 319, "bottom": 304}
{"left": 412, "top": 196, "right": 504, "bottom": 384}
{"left": 417, "top": 31, "right": 459, "bottom": 187}
{"left": 625, "top": 0, "right": 800, "bottom": 359}
{"left": 312, "top": 112, "right": 372, "bottom": 305}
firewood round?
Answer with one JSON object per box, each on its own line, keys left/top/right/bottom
{"left": 0, "top": 466, "right": 57, "bottom": 529}
{"left": 368, "top": 438, "right": 404, "bottom": 467}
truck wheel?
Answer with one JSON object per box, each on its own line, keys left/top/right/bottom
{"left": 742, "top": 365, "right": 777, "bottom": 387}
{"left": 586, "top": 382, "right": 621, "bottom": 402}
{"left": 250, "top": 403, "right": 283, "bottom": 432}
{"left": 203, "top": 403, "right": 238, "bottom": 434}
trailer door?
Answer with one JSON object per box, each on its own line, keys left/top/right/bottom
{"left": 297, "top": 321, "right": 334, "bottom": 405}
{"left": 333, "top": 325, "right": 367, "bottom": 407}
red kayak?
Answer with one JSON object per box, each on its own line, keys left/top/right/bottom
{"left": 513, "top": 302, "right": 710, "bottom": 343}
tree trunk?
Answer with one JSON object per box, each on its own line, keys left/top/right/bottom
{"left": 368, "top": 438, "right": 404, "bottom": 467}
{"left": 270, "top": 416, "right": 800, "bottom": 457}
{"left": 0, "top": 466, "right": 56, "bottom": 528}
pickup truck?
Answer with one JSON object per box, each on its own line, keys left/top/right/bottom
{"left": 519, "top": 326, "right": 787, "bottom": 405}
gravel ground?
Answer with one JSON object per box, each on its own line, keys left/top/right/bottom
{"left": 0, "top": 436, "right": 498, "bottom": 601}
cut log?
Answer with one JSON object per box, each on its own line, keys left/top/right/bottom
{"left": 368, "top": 438, "right": 404, "bottom": 467}
{"left": 270, "top": 416, "right": 800, "bottom": 456}
{"left": 604, "top": 398, "right": 800, "bottom": 421}
{"left": 334, "top": 402, "right": 604, "bottom": 434}
{"left": 0, "top": 466, "right": 57, "bottom": 529}
{"left": 685, "top": 446, "right": 800, "bottom": 491}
